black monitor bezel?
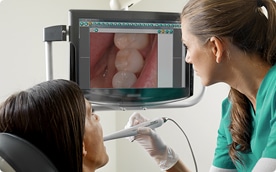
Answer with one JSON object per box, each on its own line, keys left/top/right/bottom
{"left": 68, "top": 10, "right": 193, "bottom": 108}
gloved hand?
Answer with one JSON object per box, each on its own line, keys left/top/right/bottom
{"left": 125, "top": 112, "right": 179, "bottom": 171}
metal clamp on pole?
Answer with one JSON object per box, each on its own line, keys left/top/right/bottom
{"left": 43, "top": 25, "right": 67, "bottom": 81}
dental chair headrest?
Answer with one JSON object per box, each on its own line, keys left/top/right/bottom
{"left": 0, "top": 133, "right": 58, "bottom": 172}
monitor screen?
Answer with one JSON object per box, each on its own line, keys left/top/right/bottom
{"left": 69, "top": 10, "right": 193, "bottom": 109}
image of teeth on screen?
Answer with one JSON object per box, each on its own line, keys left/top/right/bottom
{"left": 90, "top": 32, "right": 156, "bottom": 89}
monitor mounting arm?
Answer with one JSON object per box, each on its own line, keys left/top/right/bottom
{"left": 109, "top": 0, "right": 142, "bottom": 10}
{"left": 43, "top": 25, "right": 67, "bottom": 80}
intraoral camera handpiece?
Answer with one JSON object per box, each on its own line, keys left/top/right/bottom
{"left": 104, "top": 117, "right": 168, "bottom": 141}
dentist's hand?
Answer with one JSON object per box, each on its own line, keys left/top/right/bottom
{"left": 125, "top": 112, "right": 179, "bottom": 171}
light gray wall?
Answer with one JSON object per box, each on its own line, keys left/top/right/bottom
{"left": 0, "top": 0, "right": 230, "bottom": 172}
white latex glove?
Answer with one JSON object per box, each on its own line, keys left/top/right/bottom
{"left": 125, "top": 112, "right": 179, "bottom": 171}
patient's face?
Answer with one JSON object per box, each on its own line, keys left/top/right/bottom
{"left": 83, "top": 99, "right": 108, "bottom": 170}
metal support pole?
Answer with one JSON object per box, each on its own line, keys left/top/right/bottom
{"left": 43, "top": 25, "right": 67, "bottom": 81}
{"left": 45, "top": 42, "right": 53, "bottom": 81}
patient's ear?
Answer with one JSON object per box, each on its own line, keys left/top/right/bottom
{"left": 209, "top": 36, "right": 224, "bottom": 63}
{"left": 83, "top": 142, "right": 87, "bottom": 157}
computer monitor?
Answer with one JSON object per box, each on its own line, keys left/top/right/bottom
{"left": 69, "top": 10, "right": 193, "bottom": 110}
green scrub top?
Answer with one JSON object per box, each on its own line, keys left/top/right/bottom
{"left": 212, "top": 65, "right": 276, "bottom": 172}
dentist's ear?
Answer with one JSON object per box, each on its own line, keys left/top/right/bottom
{"left": 209, "top": 36, "right": 225, "bottom": 63}
{"left": 83, "top": 142, "right": 87, "bottom": 157}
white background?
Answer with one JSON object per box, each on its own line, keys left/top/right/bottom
{"left": 0, "top": 0, "right": 230, "bottom": 171}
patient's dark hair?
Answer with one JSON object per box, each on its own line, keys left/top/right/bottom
{"left": 0, "top": 79, "right": 86, "bottom": 172}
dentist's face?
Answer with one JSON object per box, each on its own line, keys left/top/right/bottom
{"left": 181, "top": 19, "right": 221, "bottom": 86}
{"left": 83, "top": 99, "right": 108, "bottom": 170}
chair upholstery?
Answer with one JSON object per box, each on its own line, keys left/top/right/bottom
{"left": 0, "top": 133, "right": 58, "bottom": 172}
